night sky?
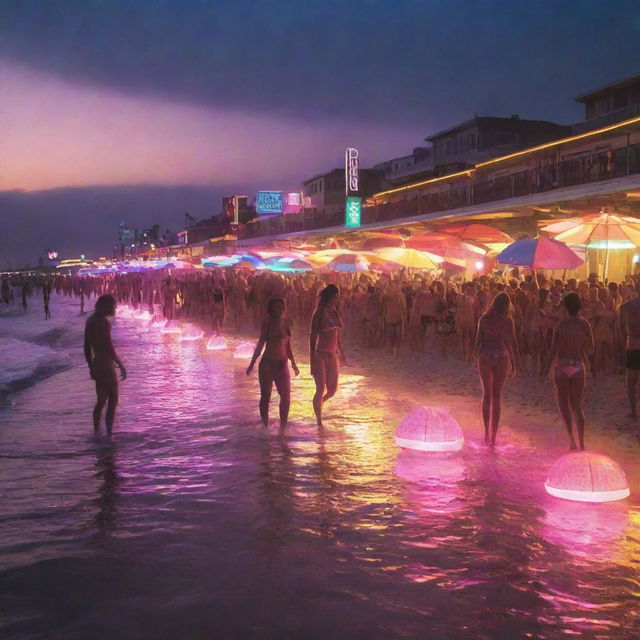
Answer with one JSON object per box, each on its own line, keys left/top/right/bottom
{"left": 2, "top": 0, "right": 640, "bottom": 266}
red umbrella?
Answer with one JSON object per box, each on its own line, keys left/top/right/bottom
{"left": 439, "top": 223, "right": 513, "bottom": 244}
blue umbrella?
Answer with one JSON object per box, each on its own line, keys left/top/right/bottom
{"left": 497, "top": 237, "right": 583, "bottom": 269}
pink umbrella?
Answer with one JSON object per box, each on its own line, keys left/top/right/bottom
{"left": 497, "top": 236, "right": 584, "bottom": 269}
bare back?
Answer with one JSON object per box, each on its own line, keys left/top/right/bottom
{"left": 553, "top": 317, "right": 593, "bottom": 362}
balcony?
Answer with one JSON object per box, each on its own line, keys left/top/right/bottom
{"left": 238, "top": 122, "right": 640, "bottom": 243}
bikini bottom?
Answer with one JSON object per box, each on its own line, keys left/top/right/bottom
{"left": 555, "top": 362, "right": 584, "bottom": 380}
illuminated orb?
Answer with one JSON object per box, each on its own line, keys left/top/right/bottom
{"left": 545, "top": 452, "right": 630, "bottom": 503}
{"left": 181, "top": 326, "right": 204, "bottom": 342}
{"left": 134, "top": 309, "right": 152, "bottom": 322}
{"left": 234, "top": 342, "right": 254, "bottom": 359}
{"left": 161, "top": 322, "right": 181, "bottom": 335}
{"left": 151, "top": 318, "right": 166, "bottom": 329}
{"left": 117, "top": 307, "right": 134, "bottom": 319}
{"left": 206, "top": 336, "right": 227, "bottom": 350}
{"left": 395, "top": 406, "right": 464, "bottom": 452}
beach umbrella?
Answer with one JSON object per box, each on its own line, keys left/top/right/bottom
{"left": 497, "top": 236, "right": 583, "bottom": 269}
{"left": 376, "top": 247, "right": 442, "bottom": 270}
{"left": 321, "top": 253, "right": 371, "bottom": 272}
{"left": 550, "top": 213, "right": 640, "bottom": 248}
{"left": 361, "top": 231, "right": 406, "bottom": 250}
{"left": 267, "top": 257, "right": 314, "bottom": 272}
{"left": 545, "top": 213, "right": 640, "bottom": 277}
{"left": 438, "top": 223, "right": 514, "bottom": 245}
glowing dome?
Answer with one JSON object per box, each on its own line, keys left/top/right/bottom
{"left": 117, "top": 306, "right": 134, "bottom": 319}
{"left": 151, "top": 319, "right": 166, "bottom": 329}
{"left": 207, "top": 336, "right": 227, "bottom": 350}
{"left": 134, "top": 309, "right": 152, "bottom": 322}
{"left": 234, "top": 342, "right": 254, "bottom": 359}
{"left": 181, "top": 326, "right": 204, "bottom": 342}
{"left": 161, "top": 322, "right": 181, "bottom": 335}
{"left": 395, "top": 406, "right": 464, "bottom": 452}
{"left": 545, "top": 452, "right": 630, "bottom": 503}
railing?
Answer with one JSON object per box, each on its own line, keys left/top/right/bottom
{"left": 239, "top": 143, "right": 640, "bottom": 240}
{"left": 572, "top": 104, "right": 640, "bottom": 134}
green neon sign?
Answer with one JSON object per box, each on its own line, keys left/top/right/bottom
{"left": 345, "top": 196, "right": 362, "bottom": 227}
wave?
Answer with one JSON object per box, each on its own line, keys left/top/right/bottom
{"left": 0, "top": 337, "right": 73, "bottom": 395}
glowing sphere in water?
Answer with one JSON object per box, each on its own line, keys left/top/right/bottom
{"left": 207, "top": 336, "right": 227, "bottom": 350}
{"left": 117, "top": 307, "right": 134, "bottom": 319}
{"left": 234, "top": 342, "right": 254, "bottom": 359}
{"left": 395, "top": 406, "right": 464, "bottom": 452}
{"left": 181, "top": 326, "right": 204, "bottom": 342}
{"left": 545, "top": 452, "right": 630, "bottom": 503}
{"left": 161, "top": 322, "right": 181, "bottom": 335}
{"left": 134, "top": 309, "right": 152, "bottom": 322}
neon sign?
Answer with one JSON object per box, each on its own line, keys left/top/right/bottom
{"left": 345, "top": 147, "right": 359, "bottom": 195}
{"left": 345, "top": 196, "right": 362, "bottom": 227}
{"left": 256, "top": 191, "right": 284, "bottom": 215}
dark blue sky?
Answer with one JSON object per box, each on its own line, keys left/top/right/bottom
{"left": 1, "top": 0, "right": 640, "bottom": 265}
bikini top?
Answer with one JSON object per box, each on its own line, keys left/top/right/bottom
{"left": 320, "top": 308, "right": 343, "bottom": 332}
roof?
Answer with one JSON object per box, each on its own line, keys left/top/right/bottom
{"left": 425, "top": 116, "right": 567, "bottom": 142}
{"left": 575, "top": 72, "right": 640, "bottom": 103}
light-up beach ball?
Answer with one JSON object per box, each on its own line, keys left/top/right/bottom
{"left": 395, "top": 406, "right": 464, "bottom": 452}
{"left": 117, "top": 306, "right": 134, "bottom": 319}
{"left": 545, "top": 452, "right": 630, "bottom": 503}
{"left": 234, "top": 342, "right": 254, "bottom": 359}
{"left": 207, "top": 335, "right": 227, "bottom": 350}
{"left": 180, "top": 326, "right": 204, "bottom": 342}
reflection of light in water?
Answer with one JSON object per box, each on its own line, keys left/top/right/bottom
{"left": 545, "top": 452, "right": 630, "bottom": 503}
{"left": 207, "top": 336, "right": 227, "bottom": 350}
{"left": 134, "top": 309, "right": 152, "bottom": 322}
{"left": 117, "top": 306, "right": 134, "bottom": 319}
{"left": 542, "top": 498, "right": 629, "bottom": 560}
{"left": 150, "top": 318, "right": 166, "bottom": 329}
{"left": 180, "top": 326, "right": 204, "bottom": 341}
{"left": 395, "top": 406, "right": 464, "bottom": 452}
{"left": 394, "top": 450, "right": 466, "bottom": 517}
{"left": 234, "top": 342, "right": 254, "bottom": 359}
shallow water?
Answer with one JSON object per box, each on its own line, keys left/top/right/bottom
{"left": 1, "top": 296, "right": 639, "bottom": 639}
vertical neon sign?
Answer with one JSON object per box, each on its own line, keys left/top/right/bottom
{"left": 345, "top": 148, "right": 359, "bottom": 195}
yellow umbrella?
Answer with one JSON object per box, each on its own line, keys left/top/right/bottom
{"left": 376, "top": 247, "right": 442, "bottom": 269}
{"left": 307, "top": 249, "right": 389, "bottom": 267}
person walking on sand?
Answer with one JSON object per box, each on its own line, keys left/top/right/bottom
{"left": 310, "top": 284, "right": 345, "bottom": 428}
{"left": 543, "top": 293, "right": 594, "bottom": 450}
{"left": 84, "top": 295, "right": 127, "bottom": 437}
{"left": 620, "top": 282, "right": 640, "bottom": 419}
{"left": 475, "top": 292, "right": 519, "bottom": 447}
{"left": 246, "top": 297, "right": 299, "bottom": 430}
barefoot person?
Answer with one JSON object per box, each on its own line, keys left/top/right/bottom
{"left": 475, "top": 291, "right": 519, "bottom": 446}
{"left": 84, "top": 294, "right": 127, "bottom": 437}
{"left": 620, "top": 282, "right": 640, "bottom": 419}
{"left": 310, "top": 284, "right": 345, "bottom": 428}
{"left": 246, "top": 297, "right": 299, "bottom": 430}
{"left": 544, "top": 293, "right": 593, "bottom": 450}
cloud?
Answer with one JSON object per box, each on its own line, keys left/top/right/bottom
{"left": 0, "top": 61, "right": 424, "bottom": 192}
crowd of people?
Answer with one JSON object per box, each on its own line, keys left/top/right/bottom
{"left": 4, "top": 266, "right": 640, "bottom": 448}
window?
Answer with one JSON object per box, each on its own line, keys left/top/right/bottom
{"left": 445, "top": 140, "right": 451, "bottom": 156}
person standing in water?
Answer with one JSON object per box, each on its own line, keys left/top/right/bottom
{"left": 43, "top": 280, "right": 51, "bottom": 319}
{"left": 475, "top": 291, "right": 519, "bottom": 446}
{"left": 84, "top": 295, "right": 127, "bottom": 437}
{"left": 544, "top": 292, "right": 593, "bottom": 450}
{"left": 310, "top": 284, "right": 345, "bottom": 428}
{"left": 620, "top": 281, "right": 640, "bottom": 419}
{"left": 246, "top": 297, "right": 299, "bottom": 430}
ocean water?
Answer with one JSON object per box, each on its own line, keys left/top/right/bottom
{"left": 1, "top": 295, "right": 639, "bottom": 639}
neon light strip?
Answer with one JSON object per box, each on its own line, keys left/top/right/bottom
{"left": 544, "top": 483, "right": 630, "bottom": 503}
{"left": 372, "top": 114, "right": 640, "bottom": 199}
{"left": 395, "top": 436, "right": 464, "bottom": 452}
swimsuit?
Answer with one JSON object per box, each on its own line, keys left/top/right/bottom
{"left": 555, "top": 359, "right": 584, "bottom": 379}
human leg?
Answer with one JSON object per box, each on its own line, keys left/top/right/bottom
{"left": 258, "top": 359, "right": 274, "bottom": 427}
{"left": 272, "top": 360, "right": 291, "bottom": 429}
{"left": 477, "top": 358, "right": 493, "bottom": 444}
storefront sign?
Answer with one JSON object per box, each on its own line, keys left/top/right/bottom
{"left": 345, "top": 147, "right": 359, "bottom": 195}
{"left": 256, "top": 191, "right": 284, "bottom": 215}
{"left": 345, "top": 196, "right": 362, "bottom": 227}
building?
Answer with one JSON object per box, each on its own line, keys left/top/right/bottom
{"left": 374, "top": 147, "right": 433, "bottom": 187}
{"left": 301, "top": 167, "right": 385, "bottom": 215}
{"left": 426, "top": 115, "right": 571, "bottom": 171}
{"left": 574, "top": 73, "right": 640, "bottom": 133}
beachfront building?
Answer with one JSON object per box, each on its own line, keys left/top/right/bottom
{"left": 374, "top": 147, "right": 433, "bottom": 187}
{"left": 237, "top": 75, "right": 640, "bottom": 278}
{"left": 573, "top": 73, "right": 640, "bottom": 134}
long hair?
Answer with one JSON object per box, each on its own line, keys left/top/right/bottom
{"left": 317, "top": 284, "right": 339, "bottom": 310}
{"left": 267, "top": 296, "right": 286, "bottom": 318}
{"left": 94, "top": 294, "right": 116, "bottom": 317}
{"left": 483, "top": 291, "right": 510, "bottom": 319}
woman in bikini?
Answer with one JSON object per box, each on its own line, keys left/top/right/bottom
{"left": 475, "top": 291, "right": 519, "bottom": 446}
{"left": 246, "top": 297, "right": 299, "bottom": 430}
{"left": 84, "top": 294, "right": 127, "bottom": 437}
{"left": 544, "top": 292, "right": 594, "bottom": 450}
{"left": 382, "top": 281, "right": 407, "bottom": 357}
{"left": 310, "top": 284, "right": 345, "bottom": 428}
